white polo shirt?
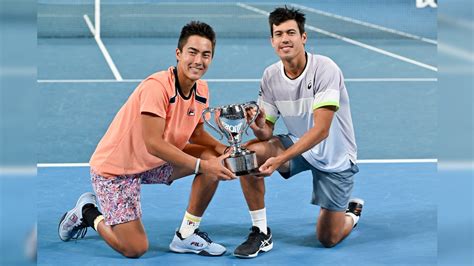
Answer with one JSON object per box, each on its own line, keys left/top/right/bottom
{"left": 258, "top": 53, "right": 357, "bottom": 172}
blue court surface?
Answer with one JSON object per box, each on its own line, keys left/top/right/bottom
{"left": 38, "top": 1, "right": 437, "bottom": 265}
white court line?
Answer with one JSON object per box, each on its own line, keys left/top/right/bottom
{"left": 290, "top": 3, "right": 437, "bottom": 45}
{"left": 0, "top": 167, "right": 37, "bottom": 176}
{"left": 111, "top": 1, "right": 283, "bottom": 5}
{"left": 236, "top": 3, "right": 437, "bottom": 72}
{"left": 118, "top": 14, "right": 261, "bottom": 18}
{"left": 83, "top": 14, "right": 123, "bottom": 81}
{"left": 37, "top": 78, "right": 437, "bottom": 83}
{"left": 439, "top": 161, "right": 474, "bottom": 171}
{"left": 1, "top": 67, "right": 36, "bottom": 77}
{"left": 83, "top": 14, "right": 96, "bottom": 36}
{"left": 345, "top": 78, "right": 437, "bottom": 82}
{"left": 439, "top": 42, "right": 474, "bottom": 63}
{"left": 439, "top": 15, "right": 474, "bottom": 31}
{"left": 438, "top": 66, "right": 474, "bottom": 75}
{"left": 357, "top": 159, "right": 437, "bottom": 164}
{"left": 38, "top": 14, "right": 82, "bottom": 18}
{"left": 38, "top": 163, "right": 89, "bottom": 168}
{"left": 37, "top": 159, "right": 437, "bottom": 168}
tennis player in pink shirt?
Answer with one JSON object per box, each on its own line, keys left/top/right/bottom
{"left": 58, "top": 21, "right": 235, "bottom": 258}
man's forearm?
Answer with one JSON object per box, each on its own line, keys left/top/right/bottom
{"left": 252, "top": 122, "right": 274, "bottom": 141}
{"left": 279, "top": 126, "right": 329, "bottom": 163}
{"left": 190, "top": 130, "right": 227, "bottom": 153}
{"left": 147, "top": 139, "right": 197, "bottom": 170}
{"left": 254, "top": 129, "right": 273, "bottom": 141}
{"left": 278, "top": 106, "right": 335, "bottom": 164}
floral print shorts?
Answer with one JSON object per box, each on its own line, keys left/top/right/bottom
{"left": 91, "top": 163, "right": 173, "bottom": 226}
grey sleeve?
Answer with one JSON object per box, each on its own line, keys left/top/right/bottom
{"left": 313, "top": 60, "right": 343, "bottom": 111}
{"left": 257, "top": 72, "right": 279, "bottom": 123}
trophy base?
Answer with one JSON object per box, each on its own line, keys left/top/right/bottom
{"left": 234, "top": 168, "right": 262, "bottom": 177}
{"left": 224, "top": 150, "right": 259, "bottom": 176}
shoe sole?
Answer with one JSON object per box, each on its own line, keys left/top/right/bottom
{"left": 233, "top": 242, "right": 273, "bottom": 259}
{"left": 169, "top": 246, "right": 225, "bottom": 256}
{"left": 58, "top": 192, "right": 96, "bottom": 241}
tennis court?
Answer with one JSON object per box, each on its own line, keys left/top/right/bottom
{"left": 37, "top": 1, "right": 437, "bottom": 265}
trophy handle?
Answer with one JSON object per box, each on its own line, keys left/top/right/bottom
{"left": 243, "top": 101, "right": 260, "bottom": 136}
{"left": 202, "top": 107, "right": 224, "bottom": 140}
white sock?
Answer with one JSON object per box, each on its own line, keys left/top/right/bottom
{"left": 346, "top": 212, "right": 359, "bottom": 228}
{"left": 250, "top": 208, "right": 267, "bottom": 235}
{"left": 178, "top": 211, "right": 201, "bottom": 239}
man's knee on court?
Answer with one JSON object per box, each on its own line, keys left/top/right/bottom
{"left": 317, "top": 232, "right": 342, "bottom": 248}
{"left": 121, "top": 241, "right": 149, "bottom": 258}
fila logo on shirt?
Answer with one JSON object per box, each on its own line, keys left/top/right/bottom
{"left": 416, "top": 0, "right": 437, "bottom": 8}
{"left": 187, "top": 108, "right": 195, "bottom": 116}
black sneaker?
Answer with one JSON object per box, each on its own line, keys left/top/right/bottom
{"left": 346, "top": 198, "right": 364, "bottom": 228}
{"left": 233, "top": 226, "right": 273, "bottom": 258}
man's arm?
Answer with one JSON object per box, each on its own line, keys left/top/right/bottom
{"left": 189, "top": 123, "right": 228, "bottom": 154}
{"left": 247, "top": 107, "right": 275, "bottom": 141}
{"left": 141, "top": 113, "right": 235, "bottom": 179}
{"left": 142, "top": 113, "right": 200, "bottom": 170}
{"left": 259, "top": 106, "right": 336, "bottom": 175}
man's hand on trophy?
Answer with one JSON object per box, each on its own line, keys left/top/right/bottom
{"left": 246, "top": 107, "right": 266, "bottom": 131}
{"left": 257, "top": 156, "right": 284, "bottom": 177}
{"left": 200, "top": 153, "right": 237, "bottom": 181}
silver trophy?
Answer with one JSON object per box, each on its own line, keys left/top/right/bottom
{"left": 202, "top": 101, "right": 260, "bottom": 176}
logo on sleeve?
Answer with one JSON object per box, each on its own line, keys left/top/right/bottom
{"left": 416, "top": 0, "right": 437, "bottom": 8}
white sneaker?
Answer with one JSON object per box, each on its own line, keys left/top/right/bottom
{"left": 58, "top": 192, "right": 97, "bottom": 241}
{"left": 169, "top": 229, "right": 226, "bottom": 256}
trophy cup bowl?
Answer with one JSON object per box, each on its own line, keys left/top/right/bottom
{"left": 202, "top": 101, "right": 261, "bottom": 176}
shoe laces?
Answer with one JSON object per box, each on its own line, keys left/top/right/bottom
{"left": 71, "top": 219, "right": 88, "bottom": 240}
{"left": 195, "top": 229, "right": 213, "bottom": 243}
{"left": 244, "top": 226, "right": 263, "bottom": 244}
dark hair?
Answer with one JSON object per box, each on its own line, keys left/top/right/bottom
{"left": 177, "top": 21, "right": 216, "bottom": 56}
{"left": 268, "top": 6, "right": 306, "bottom": 37}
